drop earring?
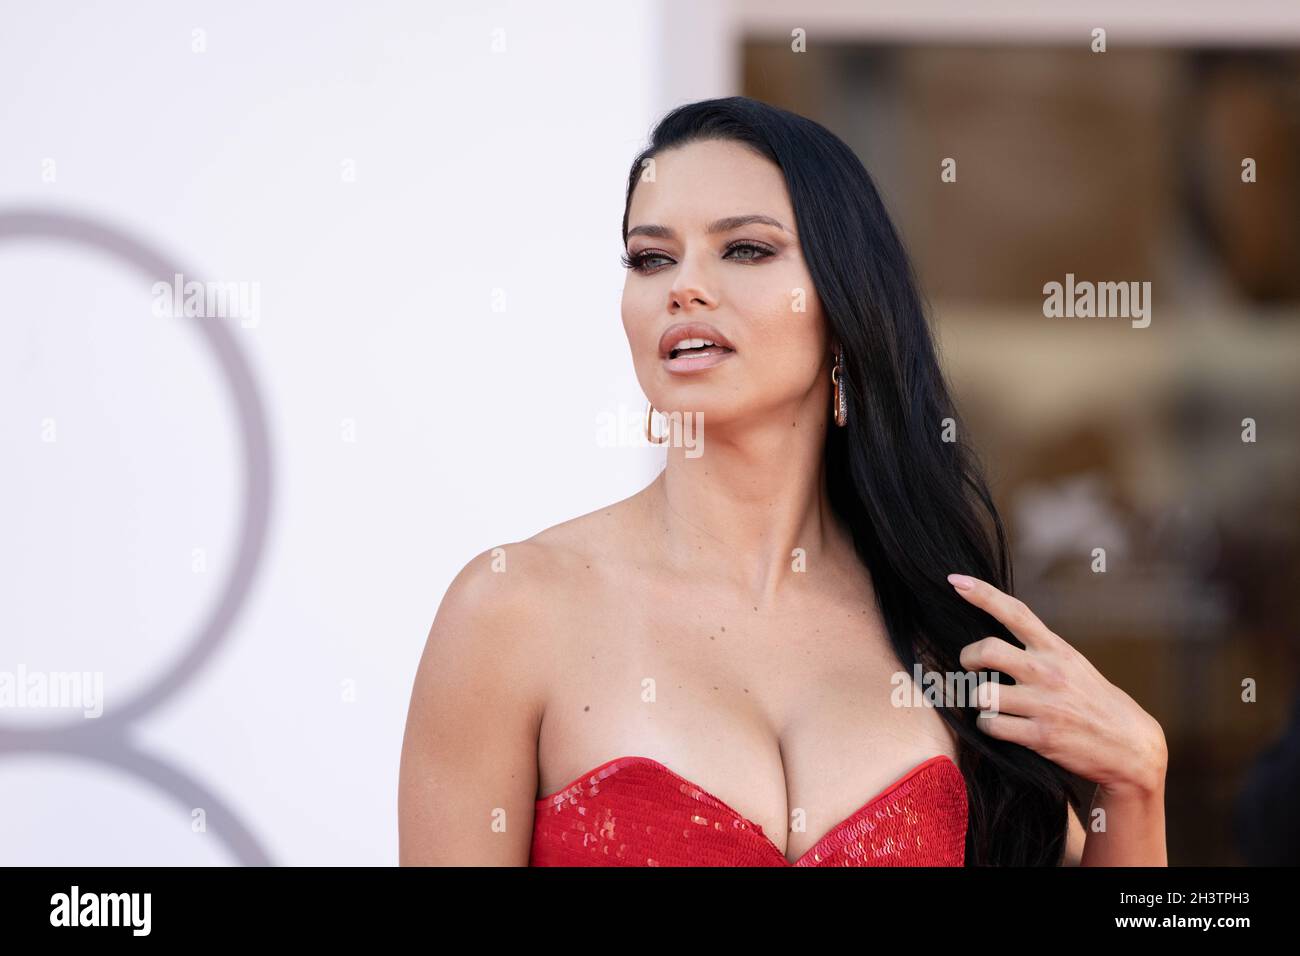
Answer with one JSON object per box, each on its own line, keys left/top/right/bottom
{"left": 831, "top": 344, "right": 848, "bottom": 427}
{"left": 644, "top": 401, "right": 668, "bottom": 444}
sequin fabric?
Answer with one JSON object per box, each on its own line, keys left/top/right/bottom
{"left": 530, "top": 754, "right": 967, "bottom": 867}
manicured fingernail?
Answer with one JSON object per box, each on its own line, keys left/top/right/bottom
{"left": 947, "top": 574, "right": 975, "bottom": 591}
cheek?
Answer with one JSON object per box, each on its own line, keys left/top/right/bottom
{"left": 620, "top": 282, "right": 653, "bottom": 347}
{"left": 732, "top": 266, "right": 824, "bottom": 361}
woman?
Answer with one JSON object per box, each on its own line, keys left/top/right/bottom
{"left": 398, "top": 96, "right": 1168, "bottom": 866}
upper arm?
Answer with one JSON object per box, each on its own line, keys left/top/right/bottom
{"left": 1061, "top": 800, "right": 1088, "bottom": 866}
{"left": 398, "top": 545, "right": 549, "bottom": 865}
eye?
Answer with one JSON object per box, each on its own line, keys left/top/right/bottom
{"left": 621, "top": 250, "right": 673, "bottom": 273}
{"left": 621, "top": 241, "right": 775, "bottom": 274}
{"left": 724, "top": 241, "right": 775, "bottom": 263}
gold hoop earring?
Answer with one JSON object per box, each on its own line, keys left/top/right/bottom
{"left": 645, "top": 401, "right": 668, "bottom": 444}
{"left": 831, "top": 344, "right": 848, "bottom": 427}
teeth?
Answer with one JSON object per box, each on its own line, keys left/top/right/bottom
{"left": 671, "top": 337, "right": 718, "bottom": 352}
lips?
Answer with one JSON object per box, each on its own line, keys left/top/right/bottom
{"left": 663, "top": 348, "right": 735, "bottom": 373}
{"left": 657, "top": 322, "right": 736, "bottom": 360}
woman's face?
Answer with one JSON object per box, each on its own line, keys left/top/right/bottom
{"left": 621, "top": 138, "right": 830, "bottom": 430}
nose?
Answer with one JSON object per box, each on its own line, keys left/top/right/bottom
{"left": 668, "top": 257, "right": 718, "bottom": 313}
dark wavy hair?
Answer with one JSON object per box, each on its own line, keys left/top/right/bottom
{"left": 621, "top": 95, "right": 1083, "bottom": 866}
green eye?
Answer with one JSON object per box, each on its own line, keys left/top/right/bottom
{"left": 621, "top": 251, "right": 672, "bottom": 272}
{"left": 725, "top": 242, "right": 774, "bottom": 262}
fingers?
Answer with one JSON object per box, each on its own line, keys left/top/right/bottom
{"left": 959, "top": 635, "right": 1033, "bottom": 683}
{"left": 971, "top": 677, "right": 1038, "bottom": 718}
{"left": 973, "top": 711, "right": 1040, "bottom": 749}
{"left": 947, "top": 573, "right": 1053, "bottom": 648}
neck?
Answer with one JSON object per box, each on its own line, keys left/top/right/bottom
{"left": 644, "top": 397, "right": 846, "bottom": 608}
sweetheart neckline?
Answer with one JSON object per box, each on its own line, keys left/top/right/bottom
{"left": 534, "top": 753, "right": 963, "bottom": 866}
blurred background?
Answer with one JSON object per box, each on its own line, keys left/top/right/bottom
{"left": 2, "top": 1, "right": 1297, "bottom": 865}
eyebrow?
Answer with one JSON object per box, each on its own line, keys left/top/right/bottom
{"left": 626, "top": 214, "right": 790, "bottom": 240}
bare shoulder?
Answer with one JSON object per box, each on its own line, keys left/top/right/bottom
{"left": 424, "top": 488, "right": 647, "bottom": 693}
{"left": 508, "top": 490, "right": 650, "bottom": 596}
{"left": 522, "top": 488, "right": 648, "bottom": 564}
{"left": 398, "top": 491, "right": 651, "bottom": 864}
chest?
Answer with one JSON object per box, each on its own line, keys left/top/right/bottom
{"left": 535, "top": 582, "right": 959, "bottom": 861}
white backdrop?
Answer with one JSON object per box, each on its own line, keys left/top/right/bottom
{"left": 7, "top": 0, "right": 1290, "bottom": 867}
{"left": 0, "top": 1, "right": 688, "bottom": 865}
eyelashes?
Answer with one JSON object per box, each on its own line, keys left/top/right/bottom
{"left": 621, "top": 241, "right": 776, "bottom": 274}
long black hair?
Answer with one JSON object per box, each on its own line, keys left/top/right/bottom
{"left": 621, "top": 95, "right": 1082, "bottom": 866}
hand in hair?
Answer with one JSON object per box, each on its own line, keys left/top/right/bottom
{"left": 947, "top": 573, "right": 1167, "bottom": 799}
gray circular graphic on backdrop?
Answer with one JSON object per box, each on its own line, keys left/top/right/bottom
{"left": 0, "top": 208, "right": 274, "bottom": 865}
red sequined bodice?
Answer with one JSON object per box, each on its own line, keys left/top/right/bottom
{"left": 530, "top": 753, "right": 967, "bottom": 866}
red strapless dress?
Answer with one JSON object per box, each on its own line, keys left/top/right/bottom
{"left": 530, "top": 753, "right": 967, "bottom": 866}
